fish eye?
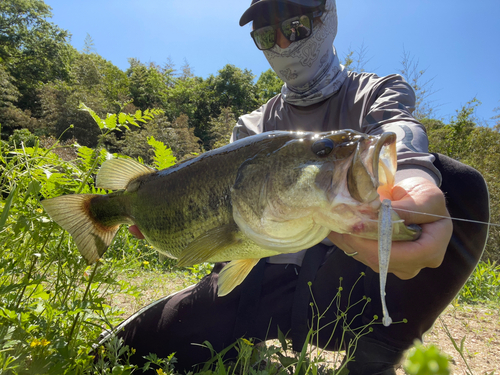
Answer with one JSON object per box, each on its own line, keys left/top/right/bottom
{"left": 311, "top": 138, "right": 335, "bottom": 157}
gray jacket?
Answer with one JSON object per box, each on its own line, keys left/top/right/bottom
{"left": 231, "top": 71, "right": 441, "bottom": 186}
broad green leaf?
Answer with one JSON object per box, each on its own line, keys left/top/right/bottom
{"left": 118, "top": 112, "right": 127, "bottom": 125}
{"left": 147, "top": 136, "right": 176, "bottom": 170}
{"left": 79, "top": 103, "right": 106, "bottom": 129}
{"left": 104, "top": 113, "right": 117, "bottom": 130}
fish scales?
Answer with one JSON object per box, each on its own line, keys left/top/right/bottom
{"left": 42, "top": 130, "right": 421, "bottom": 299}
{"left": 127, "top": 134, "right": 292, "bottom": 259}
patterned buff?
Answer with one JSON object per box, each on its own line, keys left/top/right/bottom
{"left": 263, "top": 0, "right": 347, "bottom": 106}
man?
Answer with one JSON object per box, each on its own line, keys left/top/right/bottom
{"left": 104, "top": 1, "right": 489, "bottom": 373}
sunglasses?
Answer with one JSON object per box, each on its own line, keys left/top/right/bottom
{"left": 250, "top": 10, "right": 322, "bottom": 50}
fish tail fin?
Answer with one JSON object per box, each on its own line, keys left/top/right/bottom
{"left": 41, "top": 195, "right": 120, "bottom": 264}
{"left": 217, "top": 258, "right": 260, "bottom": 297}
{"left": 96, "top": 158, "right": 154, "bottom": 190}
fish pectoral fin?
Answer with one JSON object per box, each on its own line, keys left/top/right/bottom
{"left": 217, "top": 258, "right": 260, "bottom": 297}
{"left": 96, "top": 158, "right": 154, "bottom": 190}
{"left": 177, "top": 223, "right": 241, "bottom": 267}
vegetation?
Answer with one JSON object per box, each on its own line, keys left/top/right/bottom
{"left": 2, "top": 128, "right": 499, "bottom": 374}
{"left": 1, "top": 0, "right": 499, "bottom": 373}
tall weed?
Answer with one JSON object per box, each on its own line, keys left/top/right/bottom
{"left": 458, "top": 260, "right": 500, "bottom": 306}
{"left": 0, "top": 109, "right": 168, "bottom": 373}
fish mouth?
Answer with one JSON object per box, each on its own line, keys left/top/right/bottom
{"left": 347, "top": 132, "right": 397, "bottom": 203}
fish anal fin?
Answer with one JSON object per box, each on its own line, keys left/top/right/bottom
{"left": 41, "top": 195, "right": 120, "bottom": 264}
{"left": 177, "top": 223, "right": 240, "bottom": 267}
{"left": 217, "top": 258, "right": 260, "bottom": 297}
{"left": 96, "top": 158, "right": 154, "bottom": 191}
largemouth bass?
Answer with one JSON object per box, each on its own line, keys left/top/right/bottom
{"left": 42, "top": 130, "right": 420, "bottom": 296}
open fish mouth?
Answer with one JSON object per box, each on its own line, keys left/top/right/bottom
{"left": 347, "top": 132, "right": 397, "bottom": 203}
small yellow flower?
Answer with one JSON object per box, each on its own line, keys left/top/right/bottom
{"left": 30, "top": 339, "right": 40, "bottom": 348}
{"left": 36, "top": 208, "right": 43, "bottom": 213}
{"left": 40, "top": 338, "right": 50, "bottom": 346}
{"left": 156, "top": 369, "right": 165, "bottom": 375}
{"left": 241, "top": 338, "right": 254, "bottom": 346}
{"left": 143, "top": 261, "right": 150, "bottom": 266}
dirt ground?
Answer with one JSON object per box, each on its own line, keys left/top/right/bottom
{"left": 288, "top": 304, "right": 499, "bottom": 374}
{"left": 405, "top": 305, "right": 499, "bottom": 375}
{"left": 113, "top": 272, "right": 499, "bottom": 374}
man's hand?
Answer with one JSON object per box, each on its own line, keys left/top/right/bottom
{"left": 327, "top": 177, "right": 453, "bottom": 279}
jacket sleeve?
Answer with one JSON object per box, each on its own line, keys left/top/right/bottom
{"left": 359, "top": 74, "right": 442, "bottom": 186}
{"left": 230, "top": 104, "right": 266, "bottom": 142}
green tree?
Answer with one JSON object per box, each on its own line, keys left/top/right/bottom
{"left": 437, "top": 98, "right": 479, "bottom": 160}
{"left": 425, "top": 100, "right": 500, "bottom": 262}
{"left": 113, "top": 113, "right": 201, "bottom": 163}
{"left": 399, "top": 49, "right": 438, "bottom": 120}
{"left": 0, "top": 63, "right": 37, "bottom": 134}
{"left": 492, "top": 102, "right": 500, "bottom": 131}
{"left": 207, "top": 107, "right": 237, "bottom": 149}
{"left": 341, "top": 43, "right": 370, "bottom": 72}
{"left": 164, "top": 76, "right": 218, "bottom": 148}
{"left": 0, "top": 0, "right": 75, "bottom": 112}
{"left": 210, "top": 64, "right": 259, "bottom": 118}
{"left": 37, "top": 52, "right": 130, "bottom": 145}
{"left": 0, "top": 0, "right": 52, "bottom": 59}
{"left": 126, "top": 59, "right": 174, "bottom": 110}
{"left": 256, "top": 69, "right": 283, "bottom": 104}
{"left": 179, "top": 58, "right": 194, "bottom": 80}
{"left": 37, "top": 80, "right": 105, "bottom": 146}
{"left": 71, "top": 52, "right": 130, "bottom": 110}
{"left": 175, "top": 64, "right": 259, "bottom": 149}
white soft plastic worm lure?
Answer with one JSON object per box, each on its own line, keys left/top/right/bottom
{"left": 379, "top": 199, "right": 395, "bottom": 327}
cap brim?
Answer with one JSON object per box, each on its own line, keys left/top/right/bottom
{"left": 239, "top": 0, "right": 323, "bottom": 26}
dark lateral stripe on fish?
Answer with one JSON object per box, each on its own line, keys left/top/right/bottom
{"left": 41, "top": 195, "right": 119, "bottom": 264}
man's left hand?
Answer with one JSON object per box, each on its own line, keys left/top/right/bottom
{"left": 327, "top": 177, "right": 453, "bottom": 279}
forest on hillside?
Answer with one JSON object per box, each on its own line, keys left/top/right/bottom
{"left": 1, "top": 0, "right": 499, "bottom": 261}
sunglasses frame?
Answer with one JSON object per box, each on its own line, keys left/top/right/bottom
{"left": 250, "top": 10, "right": 322, "bottom": 51}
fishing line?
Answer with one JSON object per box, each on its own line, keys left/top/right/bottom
{"left": 392, "top": 208, "right": 500, "bottom": 227}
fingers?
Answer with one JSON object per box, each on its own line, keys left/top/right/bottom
{"left": 327, "top": 215, "right": 452, "bottom": 280}
{"left": 387, "top": 177, "right": 450, "bottom": 225}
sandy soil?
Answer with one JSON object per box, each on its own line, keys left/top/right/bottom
{"left": 407, "top": 305, "right": 499, "bottom": 375}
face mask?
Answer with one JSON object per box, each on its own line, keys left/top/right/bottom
{"left": 263, "top": 0, "right": 347, "bottom": 105}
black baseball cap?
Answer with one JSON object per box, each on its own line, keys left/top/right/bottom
{"left": 239, "top": 0, "right": 325, "bottom": 26}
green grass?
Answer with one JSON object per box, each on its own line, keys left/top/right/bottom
{"left": 457, "top": 260, "right": 500, "bottom": 306}
{"left": 1, "top": 125, "right": 499, "bottom": 374}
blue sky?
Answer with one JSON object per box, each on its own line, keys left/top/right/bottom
{"left": 45, "top": 0, "right": 500, "bottom": 126}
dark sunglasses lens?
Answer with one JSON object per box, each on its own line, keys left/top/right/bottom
{"left": 252, "top": 26, "right": 276, "bottom": 50}
{"left": 281, "top": 15, "right": 312, "bottom": 42}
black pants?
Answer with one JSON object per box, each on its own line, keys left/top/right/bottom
{"left": 102, "top": 154, "right": 489, "bottom": 374}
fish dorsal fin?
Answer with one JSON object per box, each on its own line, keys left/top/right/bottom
{"left": 217, "top": 258, "right": 260, "bottom": 296}
{"left": 96, "top": 158, "right": 154, "bottom": 190}
{"left": 177, "top": 223, "right": 241, "bottom": 267}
